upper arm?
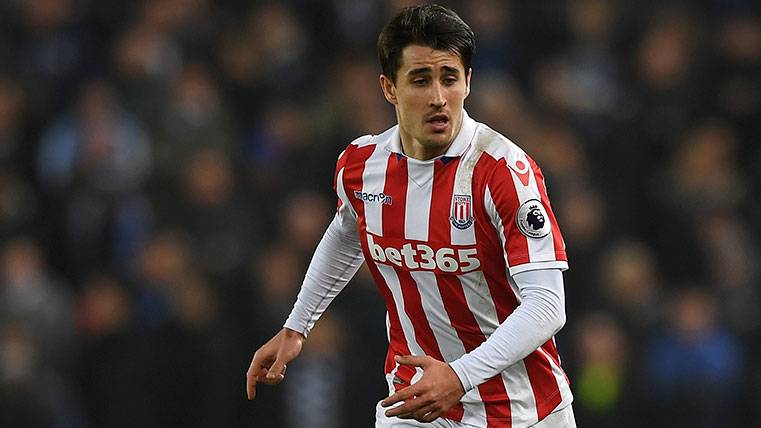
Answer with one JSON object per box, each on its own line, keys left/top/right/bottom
{"left": 484, "top": 153, "right": 568, "bottom": 276}
{"left": 333, "top": 135, "right": 372, "bottom": 232}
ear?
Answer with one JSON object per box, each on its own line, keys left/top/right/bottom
{"left": 464, "top": 68, "right": 472, "bottom": 98}
{"left": 379, "top": 74, "right": 398, "bottom": 105}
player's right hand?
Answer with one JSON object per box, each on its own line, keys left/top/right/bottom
{"left": 246, "top": 327, "right": 305, "bottom": 400}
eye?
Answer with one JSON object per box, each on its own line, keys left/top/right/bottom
{"left": 443, "top": 77, "right": 458, "bottom": 85}
{"left": 412, "top": 78, "right": 427, "bottom": 86}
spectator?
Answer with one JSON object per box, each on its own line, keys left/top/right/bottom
{"left": 37, "top": 80, "right": 153, "bottom": 277}
{"left": 571, "top": 312, "right": 633, "bottom": 427}
{"left": 644, "top": 288, "right": 744, "bottom": 427}
{"left": 0, "top": 237, "right": 76, "bottom": 370}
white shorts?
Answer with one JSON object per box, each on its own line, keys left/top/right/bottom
{"left": 375, "top": 401, "right": 576, "bottom": 428}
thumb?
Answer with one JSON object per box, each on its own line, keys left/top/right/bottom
{"left": 395, "top": 354, "right": 430, "bottom": 368}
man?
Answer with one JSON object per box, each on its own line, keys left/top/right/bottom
{"left": 247, "top": 4, "right": 576, "bottom": 427}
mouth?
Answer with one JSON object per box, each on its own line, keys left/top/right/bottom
{"left": 425, "top": 113, "right": 450, "bottom": 132}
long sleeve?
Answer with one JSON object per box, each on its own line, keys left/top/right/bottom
{"left": 282, "top": 213, "right": 365, "bottom": 337}
{"left": 448, "top": 268, "right": 566, "bottom": 391}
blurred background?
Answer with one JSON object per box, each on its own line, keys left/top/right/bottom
{"left": 0, "top": 0, "right": 760, "bottom": 427}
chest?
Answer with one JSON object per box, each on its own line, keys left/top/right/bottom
{"left": 348, "top": 154, "right": 484, "bottom": 274}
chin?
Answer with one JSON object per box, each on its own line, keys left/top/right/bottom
{"left": 427, "top": 132, "right": 453, "bottom": 146}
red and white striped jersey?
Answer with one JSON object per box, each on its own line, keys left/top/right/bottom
{"left": 334, "top": 112, "right": 572, "bottom": 427}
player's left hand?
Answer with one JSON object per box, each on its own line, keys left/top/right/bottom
{"left": 381, "top": 355, "right": 465, "bottom": 423}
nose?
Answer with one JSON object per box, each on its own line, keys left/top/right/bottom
{"left": 429, "top": 81, "right": 446, "bottom": 108}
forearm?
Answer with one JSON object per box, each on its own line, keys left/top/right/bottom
{"left": 449, "top": 269, "right": 566, "bottom": 391}
{"left": 283, "top": 214, "right": 364, "bottom": 337}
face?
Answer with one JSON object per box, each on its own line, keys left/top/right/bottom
{"left": 380, "top": 44, "right": 471, "bottom": 160}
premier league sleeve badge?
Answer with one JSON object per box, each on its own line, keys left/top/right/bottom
{"left": 516, "top": 199, "right": 551, "bottom": 238}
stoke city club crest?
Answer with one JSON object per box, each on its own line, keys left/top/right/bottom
{"left": 450, "top": 194, "right": 474, "bottom": 230}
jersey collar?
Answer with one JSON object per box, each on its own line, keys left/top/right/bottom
{"left": 386, "top": 110, "right": 478, "bottom": 159}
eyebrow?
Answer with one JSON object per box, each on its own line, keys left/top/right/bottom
{"left": 406, "top": 65, "right": 461, "bottom": 76}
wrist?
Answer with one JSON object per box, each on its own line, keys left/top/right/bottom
{"left": 446, "top": 362, "right": 467, "bottom": 396}
{"left": 448, "top": 359, "right": 475, "bottom": 392}
{"left": 282, "top": 327, "right": 306, "bottom": 342}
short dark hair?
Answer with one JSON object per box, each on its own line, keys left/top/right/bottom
{"left": 377, "top": 4, "right": 475, "bottom": 82}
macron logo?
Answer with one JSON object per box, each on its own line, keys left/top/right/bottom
{"left": 354, "top": 190, "right": 393, "bottom": 205}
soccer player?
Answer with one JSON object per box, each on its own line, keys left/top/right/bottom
{"left": 247, "top": 4, "right": 576, "bottom": 427}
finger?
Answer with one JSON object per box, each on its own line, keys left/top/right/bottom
{"left": 385, "top": 396, "right": 432, "bottom": 418}
{"left": 395, "top": 354, "right": 431, "bottom": 368}
{"left": 256, "top": 374, "right": 284, "bottom": 385}
{"left": 246, "top": 373, "right": 257, "bottom": 400}
{"left": 410, "top": 403, "right": 439, "bottom": 422}
{"left": 418, "top": 408, "right": 443, "bottom": 423}
{"left": 246, "top": 364, "right": 263, "bottom": 400}
{"left": 259, "top": 364, "right": 285, "bottom": 384}
{"left": 381, "top": 385, "right": 421, "bottom": 407}
{"left": 247, "top": 352, "right": 275, "bottom": 399}
{"left": 260, "top": 364, "right": 285, "bottom": 378}
{"left": 266, "top": 359, "right": 288, "bottom": 382}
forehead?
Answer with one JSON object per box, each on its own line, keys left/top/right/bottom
{"left": 398, "top": 44, "right": 465, "bottom": 73}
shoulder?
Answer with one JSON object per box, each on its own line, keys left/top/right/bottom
{"left": 337, "top": 126, "right": 397, "bottom": 169}
{"left": 467, "top": 121, "right": 532, "bottom": 180}
{"left": 338, "top": 134, "right": 374, "bottom": 163}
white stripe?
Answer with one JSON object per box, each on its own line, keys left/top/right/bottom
{"left": 404, "top": 162, "right": 433, "bottom": 241}
{"left": 484, "top": 185, "right": 509, "bottom": 267}
{"left": 502, "top": 362, "right": 539, "bottom": 426}
{"left": 384, "top": 312, "right": 397, "bottom": 395}
{"left": 458, "top": 271, "right": 501, "bottom": 336}
{"left": 458, "top": 269, "right": 548, "bottom": 425}
{"left": 486, "top": 175, "right": 570, "bottom": 424}
{"left": 409, "top": 272, "right": 456, "bottom": 359}
{"left": 484, "top": 186, "right": 522, "bottom": 299}
{"left": 362, "top": 144, "right": 390, "bottom": 236}
{"left": 536, "top": 346, "right": 574, "bottom": 411}
{"left": 460, "top": 389, "right": 487, "bottom": 427}
{"left": 409, "top": 271, "right": 487, "bottom": 426}
{"left": 376, "top": 264, "right": 425, "bottom": 382}
{"left": 507, "top": 155, "right": 556, "bottom": 262}
{"left": 335, "top": 168, "right": 356, "bottom": 221}
{"left": 455, "top": 270, "right": 513, "bottom": 427}
{"left": 456, "top": 272, "right": 494, "bottom": 426}
{"left": 450, "top": 148, "right": 482, "bottom": 246}
{"left": 507, "top": 156, "right": 555, "bottom": 262}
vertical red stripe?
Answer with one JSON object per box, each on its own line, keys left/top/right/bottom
{"left": 377, "top": 154, "right": 416, "bottom": 388}
{"left": 430, "top": 158, "right": 511, "bottom": 425}
{"left": 381, "top": 154, "right": 465, "bottom": 419}
{"left": 541, "top": 340, "right": 571, "bottom": 385}
{"left": 394, "top": 269, "right": 444, "bottom": 360}
{"left": 528, "top": 157, "right": 566, "bottom": 262}
{"left": 488, "top": 159, "right": 530, "bottom": 267}
{"left": 382, "top": 154, "right": 407, "bottom": 238}
{"left": 472, "top": 155, "right": 520, "bottom": 322}
{"left": 476, "top": 154, "right": 564, "bottom": 423}
{"left": 428, "top": 158, "right": 458, "bottom": 242}
{"left": 523, "top": 351, "right": 563, "bottom": 421}
{"left": 541, "top": 340, "right": 561, "bottom": 368}
{"left": 343, "top": 144, "right": 373, "bottom": 218}
{"left": 525, "top": 157, "right": 566, "bottom": 417}
{"left": 344, "top": 145, "right": 415, "bottom": 389}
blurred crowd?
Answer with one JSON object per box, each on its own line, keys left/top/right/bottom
{"left": 0, "top": 0, "right": 760, "bottom": 427}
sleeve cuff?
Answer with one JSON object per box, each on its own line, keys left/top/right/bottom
{"left": 283, "top": 318, "right": 311, "bottom": 338}
{"left": 508, "top": 260, "right": 568, "bottom": 276}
